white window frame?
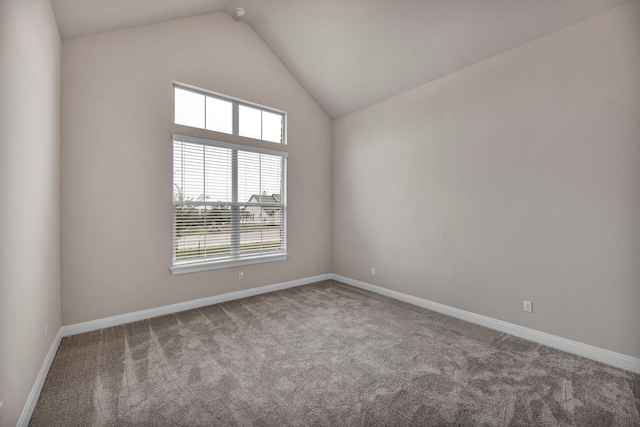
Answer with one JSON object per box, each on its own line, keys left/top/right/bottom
{"left": 171, "top": 83, "right": 288, "bottom": 274}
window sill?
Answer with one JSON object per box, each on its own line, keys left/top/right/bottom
{"left": 170, "top": 252, "right": 289, "bottom": 275}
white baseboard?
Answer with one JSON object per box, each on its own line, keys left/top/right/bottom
{"left": 61, "top": 273, "right": 333, "bottom": 337}
{"left": 333, "top": 274, "right": 640, "bottom": 374}
{"left": 17, "top": 329, "right": 63, "bottom": 427}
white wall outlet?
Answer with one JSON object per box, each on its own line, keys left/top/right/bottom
{"left": 239, "top": 271, "right": 244, "bottom": 280}
{"left": 523, "top": 300, "right": 533, "bottom": 313}
{"left": 45, "top": 322, "right": 48, "bottom": 337}
{"left": 371, "top": 267, "right": 376, "bottom": 275}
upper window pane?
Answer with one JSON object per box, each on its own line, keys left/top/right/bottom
{"left": 173, "top": 141, "right": 204, "bottom": 201}
{"left": 239, "top": 105, "right": 262, "bottom": 140}
{"left": 238, "top": 152, "right": 283, "bottom": 205}
{"left": 262, "top": 111, "right": 283, "bottom": 143}
{"left": 175, "top": 88, "right": 205, "bottom": 129}
{"left": 174, "top": 84, "right": 285, "bottom": 144}
{"left": 205, "top": 97, "right": 233, "bottom": 134}
{"left": 174, "top": 141, "right": 233, "bottom": 203}
{"left": 204, "top": 146, "right": 232, "bottom": 202}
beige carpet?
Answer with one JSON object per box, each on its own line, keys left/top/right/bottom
{"left": 30, "top": 280, "right": 640, "bottom": 426}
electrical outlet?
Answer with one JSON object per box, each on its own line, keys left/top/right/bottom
{"left": 239, "top": 271, "right": 244, "bottom": 280}
{"left": 45, "top": 322, "right": 48, "bottom": 337}
{"left": 371, "top": 267, "right": 376, "bottom": 275}
{"left": 523, "top": 300, "right": 533, "bottom": 313}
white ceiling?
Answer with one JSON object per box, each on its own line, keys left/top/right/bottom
{"left": 51, "top": 0, "right": 629, "bottom": 118}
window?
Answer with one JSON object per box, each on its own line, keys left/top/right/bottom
{"left": 171, "top": 84, "right": 288, "bottom": 274}
{"left": 174, "top": 85, "right": 284, "bottom": 144}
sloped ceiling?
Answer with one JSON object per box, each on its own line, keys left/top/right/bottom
{"left": 51, "top": 0, "right": 630, "bottom": 118}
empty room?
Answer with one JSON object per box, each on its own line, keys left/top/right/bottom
{"left": 1, "top": 0, "right": 639, "bottom": 425}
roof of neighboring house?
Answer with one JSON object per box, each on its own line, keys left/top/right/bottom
{"left": 244, "top": 194, "right": 282, "bottom": 217}
{"left": 247, "top": 194, "right": 281, "bottom": 204}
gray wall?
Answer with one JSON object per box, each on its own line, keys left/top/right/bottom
{"left": 332, "top": 1, "right": 640, "bottom": 358}
{"left": 61, "top": 12, "right": 332, "bottom": 325}
{"left": 0, "top": 0, "right": 62, "bottom": 425}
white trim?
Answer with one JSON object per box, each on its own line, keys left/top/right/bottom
{"left": 173, "top": 134, "right": 288, "bottom": 158}
{"left": 332, "top": 274, "right": 640, "bottom": 374}
{"left": 17, "top": 329, "right": 63, "bottom": 427}
{"left": 61, "top": 274, "right": 332, "bottom": 337}
{"left": 171, "top": 253, "right": 289, "bottom": 275}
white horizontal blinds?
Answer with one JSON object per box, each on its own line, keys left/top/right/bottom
{"left": 238, "top": 151, "right": 285, "bottom": 255}
{"left": 173, "top": 141, "right": 234, "bottom": 261}
{"left": 174, "top": 84, "right": 284, "bottom": 144}
{"left": 173, "top": 136, "right": 286, "bottom": 264}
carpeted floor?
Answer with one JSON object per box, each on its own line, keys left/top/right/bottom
{"left": 30, "top": 280, "right": 640, "bottom": 426}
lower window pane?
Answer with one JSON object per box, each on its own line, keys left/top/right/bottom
{"left": 174, "top": 203, "right": 285, "bottom": 262}
{"left": 174, "top": 205, "right": 232, "bottom": 261}
{"left": 239, "top": 207, "right": 284, "bottom": 255}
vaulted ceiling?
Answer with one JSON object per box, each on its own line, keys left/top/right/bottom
{"left": 50, "top": 0, "right": 629, "bottom": 118}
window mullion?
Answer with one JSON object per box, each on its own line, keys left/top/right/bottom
{"left": 202, "top": 144, "right": 208, "bottom": 258}
{"left": 232, "top": 102, "right": 239, "bottom": 136}
{"left": 281, "top": 157, "right": 286, "bottom": 250}
{"left": 231, "top": 149, "right": 239, "bottom": 255}
{"left": 231, "top": 102, "right": 240, "bottom": 255}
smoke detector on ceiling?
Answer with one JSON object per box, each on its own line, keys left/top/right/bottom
{"left": 235, "top": 8, "right": 246, "bottom": 19}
